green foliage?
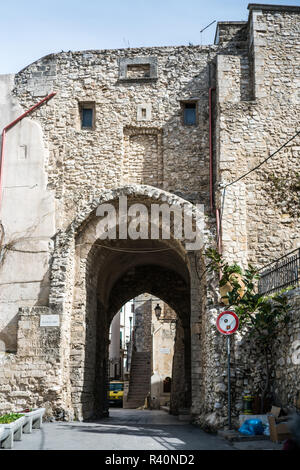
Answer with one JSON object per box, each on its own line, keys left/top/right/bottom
{"left": 0, "top": 413, "right": 24, "bottom": 424}
{"left": 206, "top": 248, "right": 291, "bottom": 348}
{"left": 266, "top": 171, "right": 300, "bottom": 219}
{"left": 205, "top": 248, "right": 292, "bottom": 410}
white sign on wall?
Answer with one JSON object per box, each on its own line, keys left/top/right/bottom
{"left": 160, "top": 348, "right": 170, "bottom": 354}
{"left": 40, "top": 315, "right": 60, "bottom": 327}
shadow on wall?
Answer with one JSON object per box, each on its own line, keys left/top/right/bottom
{"left": 0, "top": 321, "right": 17, "bottom": 353}
{"left": 0, "top": 266, "right": 51, "bottom": 352}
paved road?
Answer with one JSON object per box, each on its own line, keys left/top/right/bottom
{"left": 7, "top": 409, "right": 281, "bottom": 451}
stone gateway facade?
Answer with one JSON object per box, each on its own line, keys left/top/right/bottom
{"left": 0, "top": 4, "right": 299, "bottom": 428}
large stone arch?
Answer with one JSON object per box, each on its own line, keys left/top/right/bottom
{"left": 47, "top": 184, "right": 214, "bottom": 421}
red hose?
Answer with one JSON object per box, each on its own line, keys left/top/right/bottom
{"left": 209, "top": 87, "right": 222, "bottom": 254}
{"left": 209, "top": 87, "right": 215, "bottom": 213}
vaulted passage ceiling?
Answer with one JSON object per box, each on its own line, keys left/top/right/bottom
{"left": 86, "top": 238, "right": 191, "bottom": 327}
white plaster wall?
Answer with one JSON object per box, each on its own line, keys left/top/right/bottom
{"left": 0, "top": 74, "right": 55, "bottom": 351}
{"left": 109, "top": 311, "right": 120, "bottom": 360}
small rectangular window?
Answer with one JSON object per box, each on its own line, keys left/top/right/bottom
{"left": 119, "top": 57, "right": 157, "bottom": 81}
{"left": 182, "top": 102, "right": 197, "bottom": 126}
{"left": 82, "top": 108, "right": 93, "bottom": 128}
{"left": 18, "top": 145, "right": 27, "bottom": 160}
{"left": 79, "top": 102, "right": 95, "bottom": 130}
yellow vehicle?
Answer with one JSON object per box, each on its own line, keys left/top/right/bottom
{"left": 108, "top": 381, "right": 124, "bottom": 406}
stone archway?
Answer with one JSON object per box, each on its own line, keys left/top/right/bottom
{"left": 48, "top": 185, "right": 212, "bottom": 421}
{"left": 86, "top": 254, "right": 191, "bottom": 418}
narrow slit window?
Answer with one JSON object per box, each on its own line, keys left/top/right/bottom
{"left": 82, "top": 108, "right": 93, "bottom": 128}
{"left": 79, "top": 102, "right": 95, "bottom": 130}
{"left": 183, "top": 102, "right": 197, "bottom": 126}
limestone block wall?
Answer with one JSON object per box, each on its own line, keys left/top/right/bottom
{"left": 1, "top": 43, "right": 221, "bottom": 354}
{"left": 272, "top": 289, "right": 300, "bottom": 409}
{"left": 216, "top": 5, "right": 300, "bottom": 269}
{"left": 12, "top": 44, "right": 219, "bottom": 229}
{"left": 230, "top": 288, "right": 300, "bottom": 421}
{"left": 0, "top": 307, "right": 68, "bottom": 419}
{"left": 133, "top": 294, "right": 152, "bottom": 353}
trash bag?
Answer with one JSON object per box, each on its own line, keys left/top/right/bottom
{"left": 263, "top": 423, "right": 270, "bottom": 436}
{"left": 238, "top": 419, "right": 265, "bottom": 436}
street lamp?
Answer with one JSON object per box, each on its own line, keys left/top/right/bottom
{"left": 154, "top": 304, "right": 162, "bottom": 320}
{"left": 129, "top": 316, "right": 132, "bottom": 340}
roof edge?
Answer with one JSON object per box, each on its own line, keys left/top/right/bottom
{"left": 248, "top": 3, "right": 300, "bottom": 13}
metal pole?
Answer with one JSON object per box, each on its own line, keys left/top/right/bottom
{"left": 227, "top": 335, "right": 231, "bottom": 429}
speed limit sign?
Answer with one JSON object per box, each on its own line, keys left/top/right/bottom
{"left": 216, "top": 311, "right": 239, "bottom": 335}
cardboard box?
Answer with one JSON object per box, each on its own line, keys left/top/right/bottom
{"left": 267, "top": 407, "right": 292, "bottom": 443}
{"left": 268, "top": 415, "right": 292, "bottom": 442}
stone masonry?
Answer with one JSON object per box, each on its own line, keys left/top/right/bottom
{"left": 0, "top": 4, "right": 299, "bottom": 428}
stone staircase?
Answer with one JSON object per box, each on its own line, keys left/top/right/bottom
{"left": 125, "top": 351, "right": 151, "bottom": 409}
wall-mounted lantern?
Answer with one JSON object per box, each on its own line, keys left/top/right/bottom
{"left": 154, "top": 304, "right": 162, "bottom": 320}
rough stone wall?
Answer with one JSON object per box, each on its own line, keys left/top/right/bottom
{"left": 216, "top": 6, "right": 300, "bottom": 269}
{"left": 1, "top": 43, "right": 219, "bottom": 352}
{"left": 131, "top": 294, "right": 182, "bottom": 410}
{"left": 0, "top": 307, "right": 66, "bottom": 419}
{"left": 271, "top": 289, "right": 300, "bottom": 410}
{"left": 170, "top": 318, "right": 185, "bottom": 414}
{"left": 133, "top": 294, "right": 152, "bottom": 353}
{"left": 229, "top": 288, "right": 300, "bottom": 423}
{"left": 123, "top": 128, "right": 163, "bottom": 187}
{"left": 12, "top": 44, "right": 217, "bottom": 228}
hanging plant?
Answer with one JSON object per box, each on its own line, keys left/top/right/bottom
{"left": 219, "top": 264, "right": 246, "bottom": 305}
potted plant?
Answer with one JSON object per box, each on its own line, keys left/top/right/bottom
{"left": 219, "top": 264, "right": 246, "bottom": 305}
{"left": 18, "top": 407, "right": 45, "bottom": 433}
{"left": 0, "top": 413, "right": 25, "bottom": 449}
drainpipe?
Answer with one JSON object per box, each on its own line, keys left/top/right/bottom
{"left": 216, "top": 207, "right": 222, "bottom": 255}
{"left": 0, "top": 92, "right": 56, "bottom": 215}
{"left": 209, "top": 87, "right": 215, "bottom": 214}
{"left": 209, "top": 87, "right": 222, "bottom": 255}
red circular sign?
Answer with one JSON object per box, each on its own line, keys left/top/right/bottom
{"left": 216, "top": 311, "right": 239, "bottom": 335}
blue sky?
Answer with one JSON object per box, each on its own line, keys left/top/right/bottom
{"left": 1, "top": 0, "right": 299, "bottom": 73}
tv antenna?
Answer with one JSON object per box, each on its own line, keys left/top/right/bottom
{"left": 200, "top": 20, "right": 216, "bottom": 45}
{"left": 123, "top": 37, "right": 130, "bottom": 48}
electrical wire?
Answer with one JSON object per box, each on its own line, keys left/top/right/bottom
{"left": 75, "top": 241, "right": 174, "bottom": 253}
{"left": 223, "top": 129, "right": 300, "bottom": 191}
{"left": 216, "top": 129, "right": 300, "bottom": 250}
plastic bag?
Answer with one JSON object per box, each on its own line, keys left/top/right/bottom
{"left": 263, "top": 423, "right": 270, "bottom": 436}
{"left": 238, "top": 419, "right": 265, "bottom": 436}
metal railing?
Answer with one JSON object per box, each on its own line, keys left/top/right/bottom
{"left": 258, "top": 248, "right": 300, "bottom": 295}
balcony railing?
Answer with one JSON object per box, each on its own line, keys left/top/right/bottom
{"left": 258, "top": 248, "right": 300, "bottom": 295}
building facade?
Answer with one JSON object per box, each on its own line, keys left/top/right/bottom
{"left": 0, "top": 4, "right": 299, "bottom": 428}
